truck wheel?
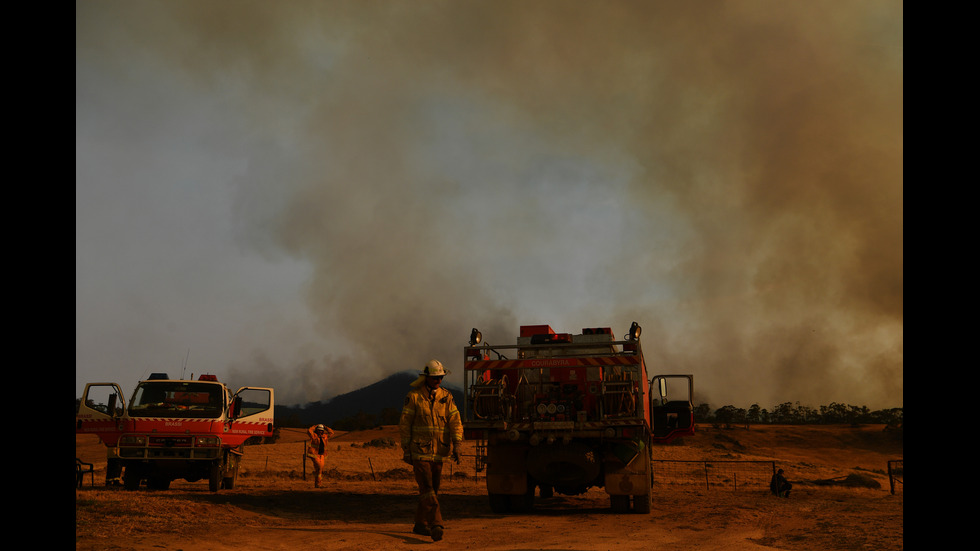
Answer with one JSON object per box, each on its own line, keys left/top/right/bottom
{"left": 508, "top": 491, "right": 534, "bottom": 513}
{"left": 610, "top": 494, "right": 630, "bottom": 513}
{"left": 488, "top": 493, "right": 509, "bottom": 514}
{"left": 634, "top": 492, "right": 651, "bottom": 514}
{"left": 106, "top": 459, "right": 122, "bottom": 487}
{"left": 222, "top": 462, "right": 239, "bottom": 490}
{"left": 208, "top": 461, "right": 221, "bottom": 492}
{"left": 122, "top": 466, "right": 141, "bottom": 491}
{"left": 634, "top": 455, "right": 653, "bottom": 513}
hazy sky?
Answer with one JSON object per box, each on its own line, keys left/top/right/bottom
{"left": 76, "top": 1, "right": 903, "bottom": 410}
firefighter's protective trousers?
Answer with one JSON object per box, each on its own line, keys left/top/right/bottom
{"left": 412, "top": 460, "right": 444, "bottom": 528}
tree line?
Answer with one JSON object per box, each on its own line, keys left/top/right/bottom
{"left": 78, "top": 397, "right": 903, "bottom": 432}
{"left": 695, "top": 401, "right": 903, "bottom": 427}
{"left": 294, "top": 402, "right": 904, "bottom": 432}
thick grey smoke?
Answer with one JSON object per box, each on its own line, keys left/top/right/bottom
{"left": 76, "top": 1, "right": 902, "bottom": 409}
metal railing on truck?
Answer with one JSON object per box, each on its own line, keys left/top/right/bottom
{"left": 461, "top": 339, "right": 647, "bottom": 424}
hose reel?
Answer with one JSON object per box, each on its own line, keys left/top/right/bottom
{"left": 472, "top": 374, "right": 513, "bottom": 420}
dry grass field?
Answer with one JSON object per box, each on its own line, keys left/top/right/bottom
{"left": 75, "top": 423, "right": 903, "bottom": 550}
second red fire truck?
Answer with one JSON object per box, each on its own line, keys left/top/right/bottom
{"left": 76, "top": 373, "right": 274, "bottom": 492}
{"left": 461, "top": 322, "right": 694, "bottom": 513}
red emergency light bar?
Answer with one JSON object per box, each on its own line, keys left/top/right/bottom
{"left": 198, "top": 374, "right": 219, "bottom": 382}
{"left": 520, "top": 325, "right": 555, "bottom": 337}
{"left": 530, "top": 333, "right": 572, "bottom": 344}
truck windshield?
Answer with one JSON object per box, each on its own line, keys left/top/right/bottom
{"left": 129, "top": 382, "right": 224, "bottom": 418}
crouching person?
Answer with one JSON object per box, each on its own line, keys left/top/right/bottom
{"left": 770, "top": 468, "right": 792, "bottom": 497}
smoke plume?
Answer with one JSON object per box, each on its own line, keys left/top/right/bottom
{"left": 76, "top": 1, "right": 902, "bottom": 409}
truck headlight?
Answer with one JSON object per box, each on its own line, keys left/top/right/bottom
{"left": 194, "top": 436, "right": 220, "bottom": 447}
{"left": 119, "top": 435, "right": 147, "bottom": 446}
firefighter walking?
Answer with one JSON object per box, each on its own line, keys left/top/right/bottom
{"left": 306, "top": 423, "right": 336, "bottom": 488}
{"left": 399, "top": 359, "right": 463, "bottom": 542}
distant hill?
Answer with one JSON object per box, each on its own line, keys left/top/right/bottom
{"left": 273, "top": 370, "right": 465, "bottom": 428}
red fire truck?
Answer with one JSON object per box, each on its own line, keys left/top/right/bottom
{"left": 76, "top": 373, "right": 274, "bottom": 492}
{"left": 461, "top": 323, "right": 694, "bottom": 513}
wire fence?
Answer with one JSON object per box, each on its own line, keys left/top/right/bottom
{"left": 652, "top": 460, "right": 777, "bottom": 492}
{"left": 296, "top": 442, "right": 903, "bottom": 495}
{"left": 301, "top": 443, "right": 485, "bottom": 483}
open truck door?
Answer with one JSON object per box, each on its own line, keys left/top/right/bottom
{"left": 227, "top": 386, "right": 275, "bottom": 441}
{"left": 76, "top": 383, "right": 126, "bottom": 445}
{"left": 649, "top": 375, "right": 695, "bottom": 442}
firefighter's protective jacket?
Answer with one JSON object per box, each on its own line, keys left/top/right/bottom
{"left": 399, "top": 385, "right": 463, "bottom": 462}
{"left": 307, "top": 425, "right": 335, "bottom": 456}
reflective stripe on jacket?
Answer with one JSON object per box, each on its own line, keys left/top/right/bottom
{"left": 399, "top": 386, "right": 463, "bottom": 462}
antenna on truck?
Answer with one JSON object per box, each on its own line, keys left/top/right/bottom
{"left": 181, "top": 349, "right": 190, "bottom": 380}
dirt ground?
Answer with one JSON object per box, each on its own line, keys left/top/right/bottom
{"left": 75, "top": 424, "right": 903, "bottom": 550}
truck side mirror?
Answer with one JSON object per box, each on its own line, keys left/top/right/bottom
{"left": 231, "top": 396, "right": 243, "bottom": 419}
{"left": 108, "top": 394, "right": 118, "bottom": 418}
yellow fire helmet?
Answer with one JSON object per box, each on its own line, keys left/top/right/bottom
{"left": 411, "top": 359, "right": 450, "bottom": 388}
{"left": 421, "top": 359, "right": 448, "bottom": 377}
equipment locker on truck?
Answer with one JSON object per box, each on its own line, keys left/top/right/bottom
{"left": 462, "top": 322, "right": 694, "bottom": 513}
{"left": 76, "top": 373, "right": 274, "bottom": 492}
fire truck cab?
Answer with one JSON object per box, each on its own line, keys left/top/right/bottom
{"left": 76, "top": 373, "right": 274, "bottom": 492}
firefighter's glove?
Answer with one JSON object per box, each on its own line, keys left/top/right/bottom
{"left": 451, "top": 449, "right": 461, "bottom": 465}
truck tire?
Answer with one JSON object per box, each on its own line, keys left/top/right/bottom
{"left": 208, "top": 461, "right": 221, "bottom": 492}
{"left": 222, "top": 461, "right": 239, "bottom": 490}
{"left": 633, "top": 454, "right": 653, "bottom": 515}
{"left": 634, "top": 492, "right": 651, "bottom": 514}
{"left": 106, "top": 458, "right": 122, "bottom": 487}
{"left": 123, "top": 466, "right": 142, "bottom": 491}
{"left": 488, "top": 493, "right": 509, "bottom": 514}
{"left": 634, "top": 459, "right": 653, "bottom": 514}
{"left": 610, "top": 494, "right": 630, "bottom": 513}
{"left": 508, "top": 492, "right": 534, "bottom": 513}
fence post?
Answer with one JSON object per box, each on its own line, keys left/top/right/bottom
{"left": 888, "top": 460, "right": 903, "bottom": 495}
{"left": 704, "top": 462, "right": 709, "bottom": 491}
{"left": 888, "top": 461, "right": 893, "bottom": 494}
{"left": 302, "top": 442, "right": 306, "bottom": 481}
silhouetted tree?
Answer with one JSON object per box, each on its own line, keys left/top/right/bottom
{"left": 714, "top": 405, "right": 736, "bottom": 427}
{"left": 771, "top": 402, "right": 795, "bottom": 424}
{"left": 693, "top": 403, "right": 712, "bottom": 422}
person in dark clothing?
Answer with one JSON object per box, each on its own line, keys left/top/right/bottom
{"left": 770, "top": 468, "right": 792, "bottom": 497}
